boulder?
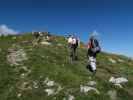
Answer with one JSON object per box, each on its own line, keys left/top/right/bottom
{"left": 80, "top": 85, "right": 100, "bottom": 94}
{"left": 109, "top": 77, "right": 128, "bottom": 84}
{"left": 45, "top": 88, "right": 55, "bottom": 96}
{"left": 109, "top": 77, "right": 128, "bottom": 88}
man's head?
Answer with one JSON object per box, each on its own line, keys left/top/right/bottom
{"left": 90, "top": 36, "right": 95, "bottom": 41}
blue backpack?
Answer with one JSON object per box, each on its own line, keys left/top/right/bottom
{"left": 91, "top": 39, "right": 101, "bottom": 53}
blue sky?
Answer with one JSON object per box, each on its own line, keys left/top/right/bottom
{"left": 0, "top": 0, "right": 133, "bottom": 57}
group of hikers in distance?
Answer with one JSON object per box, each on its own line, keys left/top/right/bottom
{"left": 32, "top": 31, "right": 101, "bottom": 74}
{"left": 67, "top": 33, "right": 101, "bottom": 74}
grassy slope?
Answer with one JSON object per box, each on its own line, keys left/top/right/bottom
{"left": 0, "top": 33, "right": 133, "bottom": 100}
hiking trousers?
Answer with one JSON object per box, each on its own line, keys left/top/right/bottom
{"left": 88, "top": 56, "right": 96, "bottom": 71}
{"left": 68, "top": 45, "right": 77, "bottom": 61}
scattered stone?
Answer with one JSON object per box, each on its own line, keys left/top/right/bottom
{"left": 107, "top": 90, "right": 117, "bottom": 100}
{"left": 43, "top": 77, "right": 55, "bottom": 87}
{"left": 68, "top": 95, "right": 75, "bottom": 100}
{"left": 33, "top": 81, "right": 39, "bottom": 89}
{"left": 80, "top": 85, "right": 100, "bottom": 94}
{"left": 18, "top": 81, "right": 32, "bottom": 91}
{"left": 55, "top": 85, "right": 63, "bottom": 94}
{"left": 87, "top": 81, "right": 97, "bottom": 86}
{"left": 114, "top": 83, "right": 123, "bottom": 88}
{"left": 109, "top": 58, "right": 116, "bottom": 64}
{"left": 63, "top": 95, "right": 75, "bottom": 100}
{"left": 109, "top": 77, "right": 128, "bottom": 84}
{"left": 20, "top": 73, "right": 26, "bottom": 78}
{"left": 7, "top": 48, "right": 28, "bottom": 65}
{"left": 17, "top": 93, "right": 22, "bottom": 98}
{"left": 41, "top": 41, "right": 51, "bottom": 45}
{"left": 45, "top": 88, "right": 55, "bottom": 96}
{"left": 32, "top": 39, "right": 38, "bottom": 46}
{"left": 109, "top": 77, "right": 128, "bottom": 88}
{"left": 57, "top": 43, "right": 63, "bottom": 47}
{"left": 43, "top": 77, "right": 63, "bottom": 95}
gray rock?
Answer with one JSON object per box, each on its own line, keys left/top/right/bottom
{"left": 109, "top": 77, "right": 128, "bottom": 84}
{"left": 68, "top": 95, "right": 75, "bottom": 100}
{"left": 41, "top": 41, "right": 51, "bottom": 45}
{"left": 43, "top": 77, "right": 55, "bottom": 87}
{"left": 80, "top": 85, "right": 100, "bottom": 94}
{"left": 109, "top": 77, "right": 128, "bottom": 88}
{"left": 46, "top": 81, "right": 55, "bottom": 87}
{"left": 7, "top": 48, "right": 28, "bottom": 65}
{"left": 114, "top": 83, "right": 123, "bottom": 88}
{"left": 87, "top": 81, "right": 97, "bottom": 86}
{"left": 17, "top": 93, "right": 22, "bottom": 98}
{"left": 45, "top": 88, "right": 55, "bottom": 96}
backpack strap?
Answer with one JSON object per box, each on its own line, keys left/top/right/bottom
{"left": 92, "top": 39, "right": 96, "bottom": 48}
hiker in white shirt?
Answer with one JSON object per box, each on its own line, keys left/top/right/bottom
{"left": 68, "top": 35, "right": 79, "bottom": 62}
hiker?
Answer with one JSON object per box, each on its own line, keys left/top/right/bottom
{"left": 68, "top": 35, "right": 79, "bottom": 62}
{"left": 32, "top": 32, "right": 43, "bottom": 45}
{"left": 86, "top": 35, "right": 101, "bottom": 73}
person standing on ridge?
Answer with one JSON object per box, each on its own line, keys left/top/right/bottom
{"left": 86, "top": 34, "right": 101, "bottom": 73}
{"left": 67, "top": 34, "right": 79, "bottom": 63}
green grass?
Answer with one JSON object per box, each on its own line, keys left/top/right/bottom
{"left": 0, "top": 33, "right": 133, "bottom": 100}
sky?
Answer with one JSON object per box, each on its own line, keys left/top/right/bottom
{"left": 0, "top": 0, "right": 133, "bottom": 57}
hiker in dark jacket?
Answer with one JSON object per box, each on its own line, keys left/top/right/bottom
{"left": 86, "top": 36, "right": 101, "bottom": 73}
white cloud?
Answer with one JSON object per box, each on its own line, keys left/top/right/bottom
{"left": 0, "top": 24, "right": 18, "bottom": 35}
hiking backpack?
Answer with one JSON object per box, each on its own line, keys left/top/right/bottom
{"left": 91, "top": 39, "right": 101, "bottom": 53}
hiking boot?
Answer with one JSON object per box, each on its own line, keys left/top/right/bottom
{"left": 86, "top": 64, "right": 93, "bottom": 72}
{"left": 93, "top": 70, "right": 97, "bottom": 75}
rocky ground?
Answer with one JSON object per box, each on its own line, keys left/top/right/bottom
{"left": 0, "top": 33, "right": 133, "bottom": 100}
